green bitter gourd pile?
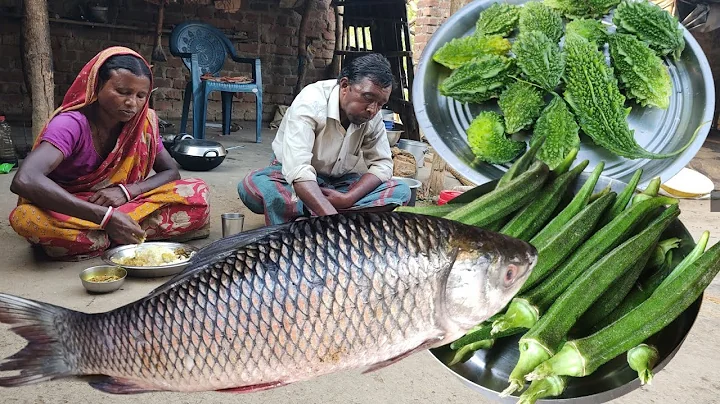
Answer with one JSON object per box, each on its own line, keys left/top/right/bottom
{"left": 433, "top": 0, "right": 685, "bottom": 169}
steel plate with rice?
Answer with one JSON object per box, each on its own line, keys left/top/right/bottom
{"left": 412, "top": 0, "right": 715, "bottom": 189}
{"left": 102, "top": 242, "right": 198, "bottom": 278}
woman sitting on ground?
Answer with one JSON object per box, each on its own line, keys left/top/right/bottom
{"left": 9, "top": 46, "right": 210, "bottom": 261}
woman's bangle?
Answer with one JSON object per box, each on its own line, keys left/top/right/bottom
{"left": 100, "top": 206, "right": 115, "bottom": 229}
{"left": 118, "top": 184, "right": 132, "bottom": 202}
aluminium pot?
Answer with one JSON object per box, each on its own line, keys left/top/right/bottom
{"left": 171, "top": 134, "right": 227, "bottom": 171}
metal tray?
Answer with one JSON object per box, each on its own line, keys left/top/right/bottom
{"left": 413, "top": 0, "right": 716, "bottom": 189}
{"left": 101, "top": 242, "right": 198, "bottom": 278}
{"left": 429, "top": 174, "right": 703, "bottom": 403}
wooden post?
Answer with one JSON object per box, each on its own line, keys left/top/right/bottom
{"left": 294, "top": 0, "right": 314, "bottom": 97}
{"left": 22, "top": 0, "right": 55, "bottom": 141}
{"left": 424, "top": 0, "right": 472, "bottom": 198}
{"left": 330, "top": 5, "right": 343, "bottom": 77}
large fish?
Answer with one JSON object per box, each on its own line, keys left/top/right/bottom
{"left": 0, "top": 212, "right": 536, "bottom": 394}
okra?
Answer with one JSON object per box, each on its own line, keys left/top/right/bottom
{"left": 600, "top": 168, "right": 643, "bottom": 226}
{"left": 632, "top": 176, "right": 662, "bottom": 205}
{"left": 517, "top": 375, "right": 567, "bottom": 404}
{"left": 518, "top": 192, "right": 616, "bottom": 294}
{"left": 526, "top": 232, "right": 720, "bottom": 380}
{"left": 496, "top": 133, "right": 547, "bottom": 189}
{"left": 576, "top": 251, "right": 652, "bottom": 332}
{"left": 530, "top": 162, "right": 605, "bottom": 249}
{"left": 550, "top": 147, "right": 579, "bottom": 178}
{"left": 504, "top": 206, "right": 679, "bottom": 395}
{"left": 647, "top": 237, "right": 682, "bottom": 272}
{"left": 447, "top": 339, "right": 495, "bottom": 366}
{"left": 594, "top": 231, "right": 710, "bottom": 331}
{"left": 395, "top": 203, "right": 467, "bottom": 217}
{"left": 627, "top": 343, "right": 659, "bottom": 385}
{"left": 658, "top": 230, "right": 711, "bottom": 289}
{"left": 588, "top": 185, "right": 612, "bottom": 203}
{"left": 444, "top": 161, "right": 550, "bottom": 227}
{"left": 501, "top": 160, "right": 589, "bottom": 241}
{"left": 450, "top": 324, "right": 526, "bottom": 353}
{"left": 493, "top": 195, "right": 678, "bottom": 336}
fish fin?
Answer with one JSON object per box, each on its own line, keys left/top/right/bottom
{"left": 217, "top": 381, "right": 286, "bottom": 393}
{"left": 362, "top": 336, "right": 445, "bottom": 374}
{"left": 88, "top": 376, "right": 159, "bottom": 394}
{"left": 146, "top": 223, "right": 294, "bottom": 297}
{"left": 0, "top": 293, "right": 76, "bottom": 387}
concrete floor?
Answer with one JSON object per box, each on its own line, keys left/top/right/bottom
{"left": 0, "top": 126, "right": 719, "bottom": 404}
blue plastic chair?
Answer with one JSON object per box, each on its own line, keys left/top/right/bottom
{"left": 169, "top": 21, "right": 263, "bottom": 142}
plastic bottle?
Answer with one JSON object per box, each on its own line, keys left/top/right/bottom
{"left": 0, "top": 115, "right": 18, "bottom": 165}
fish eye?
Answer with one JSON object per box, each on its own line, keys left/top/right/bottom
{"left": 504, "top": 264, "right": 518, "bottom": 286}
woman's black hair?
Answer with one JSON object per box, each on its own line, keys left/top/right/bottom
{"left": 338, "top": 53, "right": 396, "bottom": 90}
{"left": 98, "top": 54, "right": 152, "bottom": 84}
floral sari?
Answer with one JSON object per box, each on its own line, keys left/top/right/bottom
{"left": 9, "top": 47, "right": 210, "bottom": 260}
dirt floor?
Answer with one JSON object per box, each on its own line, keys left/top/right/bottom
{"left": 0, "top": 125, "right": 719, "bottom": 404}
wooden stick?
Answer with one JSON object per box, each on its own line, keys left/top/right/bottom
{"left": 447, "top": 166, "right": 476, "bottom": 186}
{"left": 151, "top": 1, "right": 167, "bottom": 62}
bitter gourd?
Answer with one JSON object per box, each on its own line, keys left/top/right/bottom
{"left": 519, "top": 1, "right": 564, "bottom": 43}
{"left": 563, "top": 33, "right": 692, "bottom": 159}
{"left": 466, "top": 111, "right": 526, "bottom": 164}
{"left": 613, "top": 0, "right": 685, "bottom": 60}
{"left": 439, "top": 54, "right": 515, "bottom": 104}
{"left": 475, "top": 3, "right": 520, "bottom": 37}
{"left": 545, "top": 0, "right": 620, "bottom": 19}
{"left": 512, "top": 31, "right": 565, "bottom": 93}
{"left": 565, "top": 18, "right": 607, "bottom": 47}
{"left": 432, "top": 34, "right": 511, "bottom": 70}
{"left": 531, "top": 97, "right": 580, "bottom": 170}
{"left": 609, "top": 33, "right": 672, "bottom": 109}
{"left": 498, "top": 81, "right": 545, "bottom": 134}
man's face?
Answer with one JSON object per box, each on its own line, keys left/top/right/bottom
{"left": 338, "top": 77, "right": 392, "bottom": 126}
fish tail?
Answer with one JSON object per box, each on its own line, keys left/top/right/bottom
{"left": 0, "top": 293, "right": 76, "bottom": 387}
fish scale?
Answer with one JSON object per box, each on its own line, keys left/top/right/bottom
{"left": 0, "top": 212, "right": 536, "bottom": 394}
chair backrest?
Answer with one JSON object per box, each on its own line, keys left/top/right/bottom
{"left": 169, "top": 21, "right": 235, "bottom": 76}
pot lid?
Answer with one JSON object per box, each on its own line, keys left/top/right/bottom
{"left": 173, "top": 139, "right": 227, "bottom": 157}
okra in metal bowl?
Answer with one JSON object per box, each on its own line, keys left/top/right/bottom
{"left": 429, "top": 174, "right": 702, "bottom": 403}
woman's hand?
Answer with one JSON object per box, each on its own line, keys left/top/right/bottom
{"left": 89, "top": 186, "right": 128, "bottom": 207}
{"left": 321, "top": 188, "right": 353, "bottom": 210}
{"left": 104, "top": 211, "right": 145, "bottom": 245}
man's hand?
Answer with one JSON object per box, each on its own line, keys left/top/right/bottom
{"left": 293, "top": 181, "right": 339, "bottom": 217}
{"left": 88, "top": 186, "right": 128, "bottom": 208}
{"left": 321, "top": 188, "right": 353, "bottom": 210}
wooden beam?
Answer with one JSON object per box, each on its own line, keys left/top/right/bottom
{"left": 294, "top": 0, "right": 315, "bottom": 97}
{"left": 425, "top": 0, "right": 471, "bottom": 197}
{"left": 22, "top": 0, "right": 54, "bottom": 141}
{"left": 331, "top": 5, "right": 342, "bottom": 77}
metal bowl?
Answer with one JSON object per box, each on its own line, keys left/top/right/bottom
{"left": 429, "top": 173, "right": 703, "bottom": 403}
{"left": 412, "top": 0, "right": 716, "bottom": 189}
{"left": 387, "top": 130, "right": 403, "bottom": 146}
{"left": 102, "top": 242, "right": 198, "bottom": 278}
{"left": 79, "top": 265, "right": 127, "bottom": 294}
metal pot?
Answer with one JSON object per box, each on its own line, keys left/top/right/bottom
{"left": 171, "top": 134, "right": 227, "bottom": 171}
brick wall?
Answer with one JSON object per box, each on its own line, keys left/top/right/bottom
{"left": 0, "top": 0, "right": 335, "bottom": 124}
{"left": 412, "top": 0, "right": 450, "bottom": 64}
{"left": 412, "top": 0, "right": 473, "bottom": 64}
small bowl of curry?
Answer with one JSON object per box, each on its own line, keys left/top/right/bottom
{"left": 79, "top": 265, "right": 127, "bottom": 294}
